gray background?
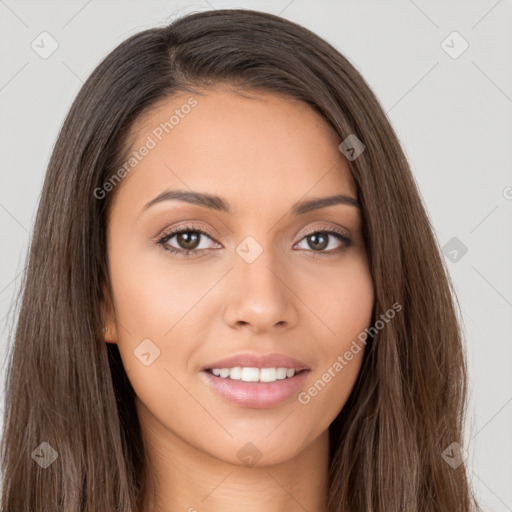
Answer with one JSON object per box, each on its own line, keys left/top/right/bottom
{"left": 1, "top": 0, "right": 511, "bottom": 509}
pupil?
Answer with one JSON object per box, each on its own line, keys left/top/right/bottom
{"left": 177, "top": 232, "right": 200, "bottom": 250}
{"left": 308, "top": 233, "right": 328, "bottom": 251}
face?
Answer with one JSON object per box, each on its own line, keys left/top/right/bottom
{"left": 102, "top": 86, "right": 374, "bottom": 467}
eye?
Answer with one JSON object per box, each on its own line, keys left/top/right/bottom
{"left": 156, "top": 224, "right": 220, "bottom": 257}
{"left": 155, "top": 224, "right": 352, "bottom": 257}
{"left": 294, "top": 226, "right": 352, "bottom": 256}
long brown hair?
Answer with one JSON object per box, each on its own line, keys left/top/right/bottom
{"left": 1, "top": 8, "right": 478, "bottom": 511}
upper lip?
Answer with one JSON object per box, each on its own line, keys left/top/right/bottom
{"left": 202, "top": 352, "right": 310, "bottom": 371}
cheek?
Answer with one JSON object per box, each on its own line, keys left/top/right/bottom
{"left": 108, "top": 234, "right": 207, "bottom": 336}
{"left": 106, "top": 242, "right": 205, "bottom": 430}
{"left": 297, "top": 253, "right": 374, "bottom": 420}
{"left": 106, "top": 234, "right": 204, "bottom": 382}
{"left": 307, "top": 250, "right": 374, "bottom": 341}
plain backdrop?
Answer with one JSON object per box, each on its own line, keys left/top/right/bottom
{"left": 1, "top": 0, "right": 511, "bottom": 510}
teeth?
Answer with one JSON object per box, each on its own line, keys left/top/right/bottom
{"left": 259, "top": 368, "right": 276, "bottom": 382}
{"left": 229, "top": 366, "right": 242, "bottom": 380}
{"left": 276, "top": 367, "right": 287, "bottom": 379}
{"left": 241, "top": 367, "right": 260, "bottom": 382}
{"left": 209, "top": 367, "right": 297, "bottom": 382}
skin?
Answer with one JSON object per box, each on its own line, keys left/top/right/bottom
{"left": 102, "top": 86, "right": 374, "bottom": 512}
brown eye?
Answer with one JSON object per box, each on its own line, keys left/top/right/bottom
{"left": 175, "top": 231, "right": 201, "bottom": 250}
{"left": 295, "top": 229, "right": 351, "bottom": 254}
{"left": 156, "top": 225, "right": 221, "bottom": 256}
{"left": 306, "top": 233, "right": 329, "bottom": 251}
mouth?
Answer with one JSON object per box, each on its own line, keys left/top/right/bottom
{"left": 200, "top": 366, "right": 310, "bottom": 408}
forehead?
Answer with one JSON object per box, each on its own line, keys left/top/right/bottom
{"left": 112, "top": 87, "right": 357, "bottom": 215}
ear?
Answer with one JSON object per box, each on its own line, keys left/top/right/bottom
{"left": 101, "top": 281, "right": 119, "bottom": 344}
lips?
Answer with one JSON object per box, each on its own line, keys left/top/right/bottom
{"left": 200, "top": 369, "right": 309, "bottom": 408}
{"left": 199, "top": 352, "right": 311, "bottom": 408}
{"left": 201, "top": 352, "right": 310, "bottom": 372}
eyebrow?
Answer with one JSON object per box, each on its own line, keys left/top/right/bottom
{"left": 140, "top": 189, "right": 361, "bottom": 216}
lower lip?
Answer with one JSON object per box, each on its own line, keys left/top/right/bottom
{"left": 200, "top": 370, "right": 310, "bottom": 408}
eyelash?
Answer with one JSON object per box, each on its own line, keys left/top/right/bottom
{"left": 155, "top": 223, "right": 352, "bottom": 258}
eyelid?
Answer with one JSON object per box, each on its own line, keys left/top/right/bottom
{"left": 155, "top": 223, "right": 220, "bottom": 246}
{"left": 297, "top": 223, "right": 351, "bottom": 242}
{"left": 154, "top": 222, "right": 352, "bottom": 256}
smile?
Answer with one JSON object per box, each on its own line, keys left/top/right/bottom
{"left": 201, "top": 368, "right": 310, "bottom": 408}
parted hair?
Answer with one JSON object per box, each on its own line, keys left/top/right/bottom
{"left": 1, "top": 8, "right": 477, "bottom": 511}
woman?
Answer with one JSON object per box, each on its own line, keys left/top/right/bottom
{"left": 0, "top": 8, "right": 478, "bottom": 512}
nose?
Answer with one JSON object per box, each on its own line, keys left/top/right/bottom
{"left": 222, "top": 247, "right": 299, "bottom": 334}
